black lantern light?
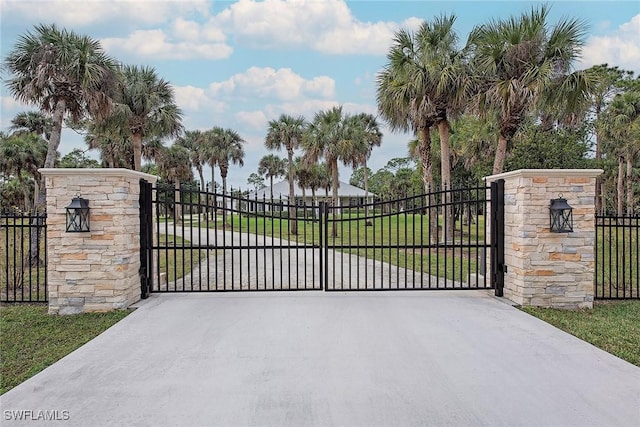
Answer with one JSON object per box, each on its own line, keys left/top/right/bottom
{"left": 66, "top": 194, "right": 90, "bottom": 232}
{"left": 549, "top": 194, "right": 573, "bottom": 233}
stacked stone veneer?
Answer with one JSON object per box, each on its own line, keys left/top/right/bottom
{"left": 40, "top": 168, "right": 157, "bottom": 314}
{"left": 485, "top": 169, "right": 603, "bottom": 309}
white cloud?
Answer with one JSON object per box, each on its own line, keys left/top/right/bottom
{"left": 211, "top": 0, "right": 421, "bottom": 55}
{"left": 580, "top": 14, "right": 640, "bottom": 74}
{"left": 173, "top": 85, "right": 227, "bottom": 113}
{"left": 235, "top": 110, "right": 268, "bottom": 130}
{"left": 0, "top": 0, "right": 210, "bottom": 27}
{"left": 208, "top": 67, "right": 335, "bottom": 101}
{"left": 101, "top": 28, "right": 233, "bottom": 60}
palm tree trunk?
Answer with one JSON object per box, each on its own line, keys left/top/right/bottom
{"left": 626, "top": 155, "right": 633, "bottom": 215}
{"left": 221, "top": 167, "right": 228, "bottom": 227}
{"left": 210, "top": 164, "right": 216, "bottom": 219}
{"left": 311, "top": 188, "right": 317, "bottom": 221}
{"left": 438, "top": 120, "right": 454, "bottom": 242}
{"left": 197, "top": 166, "right": 205, "bottom": 191}
{"left": 269, "top": 175, "right": 274, "bottom": 215}
{"left": 617, "top": 156, "right": 624, "bottom": 216}
{"left": 331, "top": 159, "right": 339, "bottom": 237}
{"left": 288, "top": 148, "right": 297, "bottom": 234}
{"left": 418, "top": 126, "right": 437, "bottom": 245}
{"left": 595, "top": 121, "right": 603, "bottom": 213}
{"left": 364, "top": 160, "right": 373, "bottom": 226}
{"left": 174, "top": 179, "right": 181, "bottom": 224}
{"left": 16, "top": 173, "right": 30, "bottom": 212}
{"left": 133, "top": 131, "right": 143, "bottom": 171}
{"left": 35, "top": 99, "right": 66, "bottom": 213}
{"left": 493, "top": 133, "right": 508, "bottom": 175}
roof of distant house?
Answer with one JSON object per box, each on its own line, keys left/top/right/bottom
{"left": 248, "top": 180, "right": 375, "bottom": 199}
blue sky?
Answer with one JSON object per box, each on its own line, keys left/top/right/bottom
{"left": 1, "top": 0, "right": 639, "bottom": 189}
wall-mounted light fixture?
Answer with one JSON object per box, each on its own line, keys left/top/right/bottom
{"left": 66, "top": 194, "right": 90, "bottom": 232}
{"left": 549, "top": 194, "right": 573, "bottom": 233}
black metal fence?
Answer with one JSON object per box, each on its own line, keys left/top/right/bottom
{"left": 1, "top": 209, "right": 47, "bottom": 303}
{"left": 145, "top": 181, "right": 503, "bottom": 293}
{"left": 595, "top": 214, "right": 639, "bottom": 299}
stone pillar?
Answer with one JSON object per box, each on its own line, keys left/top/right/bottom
{"left": 485, "top": 169, "right": 603, "bottom": 309}
{"left": 39, "top": 168, "right": 157, "bottom": 314}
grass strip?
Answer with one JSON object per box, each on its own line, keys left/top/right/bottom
{"left": 0, "top": 304, "right": 130, "bottom": 395}
{"left": 522, "top": 301, "right": 640, "bottom": 367}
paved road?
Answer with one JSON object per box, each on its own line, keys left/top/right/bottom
{"left": 158, "top": 223, "right": 466, "bottom": 291}
{"left": 1, "top": 291, "right": 639, "bottom": 426}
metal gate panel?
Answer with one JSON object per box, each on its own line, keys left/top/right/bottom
{"left": 140, "top": 182, "right": 504, "bottom": 294}
{"left": 151, "top": 184, "right": 321, "bottom": 292}
{"left": 323, "top": 183, "right": 499, "bottom": 292}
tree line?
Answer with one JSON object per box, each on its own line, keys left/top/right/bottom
{"left": 1, "top": 5, "right": 639, "bottom": 217}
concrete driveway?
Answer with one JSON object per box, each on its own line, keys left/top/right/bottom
{"left": 1, "top": 291, "right": 639, "bottom": 426}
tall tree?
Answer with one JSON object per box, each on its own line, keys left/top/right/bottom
{"left": 177, "top": 130, "right": 207, "bottom": 190}
{"left": 59, "top": 148, "right": 101, "bottom": 168}
{"left": 204, "top": 127, "right": 224, "bottom": 193}
{"left": 247, "top": 172, "right": 266, "bottom": 192}
{"left": 346, "top": 112, "right": 383, "bottom": 217}
{"left": 10, "top": 111, "right": 53, "bottom": 140}
{"left": 82, "top": 119, "right": 132, "bottom": 168}
{"left": 377, "top": 28, "right": 435, "bottom": 195}
{"left": 258, "top": 154, "right": 286, "bottom": 204}
{"left": 265, "top": 114, "right": 307, "bottom": 234}
{"left": 113, "top": 65, "right": 183, "bottom": 171}
{"left": 586, "top": 65, "right": 635, "bottom": 212}
{"left": 157, "top": 145, "right": 193, "bottom": 223}
{"left": 0, "top": 132, "right": 47, "bottom": 211}
{"left": 4, "top": 24, "right": 118, "bottom": 208}
{"left": 303, "top": 106, "right": 370, "bottom": 236}
{"left": 603, "top": 83, "right": 640, "bottom": 215}
{"left": 211, "top": 128, "right": 245, "bottom": 225}
{"left": 468, "top": 5, "right": 592, "bottom": 174}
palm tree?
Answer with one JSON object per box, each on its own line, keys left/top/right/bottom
{"left": 258, "top": 154, "right": 286, "bottom": 205}
{"left": 302, "top": 106, "right": 370, "bottom": 236}
{"left": 157, "top": 145, "right": 193, "bottom": 223}
{"left": 265, "top": 114, "right": 307, "bottom": 234}
{"left": 587, "top": 65, "right": 635, "bottom": 212}
{"left": 177, "top": 130, "right": 207, "bottom": 190}
{"left": 217, "top": 129, "right": 245, "bottom": 199}
{"left": 113, "top": 65, "right": 183, "bottom": 171}
{"left": 468, "top": 5, "right": 592, "bottom": 174}
{"left": 208, "top": 128, "right": 245, "bottom": 225}
{"left": 10, "top": 111, "right": 53, "bottom": 140}
{"left": 0, "top": 132, "right": 45, "bottom": 211}
{"left": 4, "top": 24, "right": 118, "bottom": 208}
{"left": 603, "top": 86, "right": 640, "bottom": 215}
{"left": 83, "top": 119, "right": 132, "bottom": 168}
{"left": 345, "top": 113, "right": 382, "bottom": 214}
{"left": 379, "top": 17, "right": 476, "bottom": 241}
{"left": 377, "top": 27, "right": 440, "bottom": 242}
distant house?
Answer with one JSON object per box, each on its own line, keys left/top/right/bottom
{"left": 247, "top": 180, "right": 375, "bottom": 212}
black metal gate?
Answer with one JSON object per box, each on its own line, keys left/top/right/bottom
{"left": 139, "top": 180, "right": 504, "bottom": 295}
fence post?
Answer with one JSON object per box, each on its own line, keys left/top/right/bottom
{"left": 485, "top": 169, "right": 603, "bottom": 309}
{"left": 39, "top": 168, "right": 158, "bottom": 314}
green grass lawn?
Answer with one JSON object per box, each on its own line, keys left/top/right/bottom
{"left": 522, "top": 301, "right": 640, "bottom": 366}
{"left": 0, "top": 304, "right": 130, "bottom": 395}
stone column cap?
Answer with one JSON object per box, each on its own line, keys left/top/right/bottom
{"left": 484, "top": 169, "right": 603, "bottom": 183}
{"left": 39, "top": 168, "right": 158, "bottom": 183}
